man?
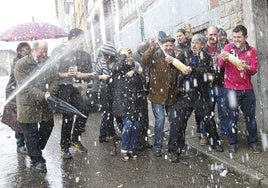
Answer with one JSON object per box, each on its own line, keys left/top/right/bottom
{"left": 200, "top": 25, "right": 228, "bottom": 145}
{"left": 14, "top": 41, "right": 59, "bottom": 173}
{"left": 133, "top": 40, "right": 152, "bottom": 150}
{"left": 219, "top": 25, "right": 259, "bottom": 153}
{"left": 141, "top": 31, "right": 179, "bottom": 157}
{"left": 53, "top": 28, "right": 94, "bottom": 159}
{"left": 170, "top": 34, "right": 224, "bottom": 163}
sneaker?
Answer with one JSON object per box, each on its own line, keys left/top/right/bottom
{"left": 99, "top": 137, "right": 108, "bottom": 143}
{"left": 154, "top": 150, "right": 162, "bottom": 157}
{"left": 200, "top": 137, "right": 208, "bottom": 146}
{"left": 61, "top": 148, "right": 73, "bottom": 159}
{"left": 17, "top": 146, "right": 28, "bottom": 155}
{"left": 71, "top": 141, "right": 88, "bottom": 152}
{"left": 143, "top": 141, "right": 153, "bottom": 149}
{"left": 249, "top": 143, "right": 261, "bottom": 154}
{"left": 112, "top": 134, "right": 121, "bottom": 141}
{"left": 128, "top": 152, "right": 137, "bottom": 160}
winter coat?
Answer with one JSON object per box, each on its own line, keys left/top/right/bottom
{"left": 141, "top": 47, "right": 179, "bottom": 106}
{"left": 111, "top": 55, "right": 142, "bottom": 120}
{"left": 14, "top": 54, "right": 59, "bottom": 123}
{"left": 178, "top": 48, "right": 213, "bottom": 101}
{"left": 1, "top": 58, "right": 22, "bottom": 132}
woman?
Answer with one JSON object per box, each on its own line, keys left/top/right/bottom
{"left": 1, "top": 42, "right": 31, "bottom": 154}
{"left": 111, "top": 48, "right": 142, "bottom": 161}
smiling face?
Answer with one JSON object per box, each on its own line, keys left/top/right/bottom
{"left": 162, "top": 41, "right": 175, "bottom": 55}
{"left": 206, "top": 26, "right": 218, "bottom": 46}
{"left": 176, "top": 31, "right": 187, "bottom": 44}
{"left": 232, "top": 31, "right": 247, "bottom": 49}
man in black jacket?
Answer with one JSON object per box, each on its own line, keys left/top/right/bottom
{"left": 169, "top": 34, "right": 224, "bottom": 163}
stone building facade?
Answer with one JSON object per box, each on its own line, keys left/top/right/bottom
{"left": 58, "top": 0, "right": 268, "bottom": 130}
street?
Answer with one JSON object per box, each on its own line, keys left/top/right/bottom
{"left": 0, "top": 111, "right": 249, "bottom": 188}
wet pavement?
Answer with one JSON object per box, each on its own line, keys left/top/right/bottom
{"left": 0, "top": 112, "right": 252, "bottom": 188}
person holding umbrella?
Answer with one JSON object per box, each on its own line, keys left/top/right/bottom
{"left": 1, "top": 42, "right": 31, "bottom": 155}
{"left": 14, "top": 41, "right": 59, "bottom": 173}
{"left": 52, "top": 28, "right": 94, "bottom": 159}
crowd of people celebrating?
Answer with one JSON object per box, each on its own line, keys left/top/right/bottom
{"left": 0, "top": 24, "right": 261, "bottom": 173}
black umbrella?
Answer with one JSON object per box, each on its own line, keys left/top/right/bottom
{"left": 47, "top": 96, "right": 87, "bottom": 118}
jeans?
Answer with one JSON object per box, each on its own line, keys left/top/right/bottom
{"left": 225, "top": 89, "right": 258, "bottom": 145}
{"left": 121, "top": 117, "right": 140, "bottom": 151}
{"left": 151, "top": 103, "right": 177, "bottom": 152}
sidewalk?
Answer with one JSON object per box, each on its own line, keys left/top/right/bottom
{"left": 147, "top": 103, "right": 268, "bottom": 187}
{"left": 185, "top": 126, "right": 268, "bottom": 187}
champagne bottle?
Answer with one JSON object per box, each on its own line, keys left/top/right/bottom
{"left": 228, "top": 53, "right": 244, "bottom": 70}
{"left": 171, "top": 57, "right": 189, "bottom": 72}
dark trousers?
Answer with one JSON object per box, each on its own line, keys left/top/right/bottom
{"left": 15, "top": 132, "right": 25, "bottom": 147}
{"left": 22, "top": 120, "right": 54, "bottom": 161}
{"left": 135, "top": 95, "right": 149, "bottom": 146}
{"left": 99, "top": 86, "right": 116, "bottom": 139}
{"left": 170, "top": 95, "right": 220, "bottom": 153}
{"left": 57, "top": 85, "right": 88, "bottom": 149}
{"left": 225, "top": 89, "right": 258, "bottom": 145}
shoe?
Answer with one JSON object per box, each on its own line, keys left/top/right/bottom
{"left": 61, "top": 148, "right": 73, "bottom": 159}
{"left": 99, "top": 137, "right": 108, "bottom": 143}
{"left": 211, "top": 143, "right": 224, "bottom": 152}
{"left": 17, "top": 146, "right": 28, "bottom": 155}
{"left": 220, "top": 136, "right": 229, "bottom": 143}
{"left": 200, "top": 137, "right": 208, "bottom": 146}
{"left": 71, "top": 141, "right": 88, "bottom": 152}
{"left": 143, "top": 142, "right": 153, "bottom": 149}
{"left": 154, "top": 150, "right": 162, "bottom": 157}
{"left": 34, "top": 161, "right": 47, "bottom": 173}
{"left": 170, "top": 152, "right": 179, "bottom": 163}
{"left": 128, "top": 152, "right": 137, "bottom": 160}
{"left": 112, "top": 134, "right": 121, "bottom": 141}
{"left": 228, "top": 144, "right": 238, "bottom": 153}
{"left": 134, "top": 144, "right": 144, "bottom": 151}
{"left": 121, "top": 152, "right": 129, "bottom": 162}
{"left": 250, "top": 143, "right": 261, "bottom": 154}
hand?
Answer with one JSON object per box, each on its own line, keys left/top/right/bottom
{"left": 126, "top": 70, "right": 134, "bottom": 77}
{"left": 68, "top": 66, "right": 78, "bottom": 76}
{"left": 45, "top": 91, "right": 50, "bottom": 101}
{"left": 137, "top": 66, "right": 143, "bottom": 74}
{"left": 99, "top": 74, "right": 110, "bottom": 80}
{"left": 220, "top": 50, "right": 229, "bottom": 61}
{"left": 150, "top": 37, "right": 158, "bottom": 49}
{"left": 165, "top": 55, "right": 173, "bottom": 64}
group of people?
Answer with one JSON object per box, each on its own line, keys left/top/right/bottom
{"left": 0, "top": 23, "right": 260, "bottom": 172}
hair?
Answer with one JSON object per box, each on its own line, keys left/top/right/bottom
{"left": 218, "top": 28, "right": 227, "bottom": 36}
{"left": 233, "top": 25, "right": 247, "bottom": 36}
{"left": 68, "top": 28, "right": 84, "bottom": 40}
{"left": 16, "top": 42, "right": 30, "bottom": 55}
{"left": 137, "top": 40, "right": 150, "bottom": 53}
{"left": 176, "top": 28, "right": 187, "bottom": 36}
{"left": 191, "top": 33, "right": 206, "bottom": 44}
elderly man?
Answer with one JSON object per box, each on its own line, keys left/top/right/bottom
{"left": 142, "top": 31, "right": 179, "bottom": 157}
{"left": 169, "top": 33, "right": 224, "bottom": 163}
{"left": 14, "top": 41, "right": 59, "bottom": 173}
